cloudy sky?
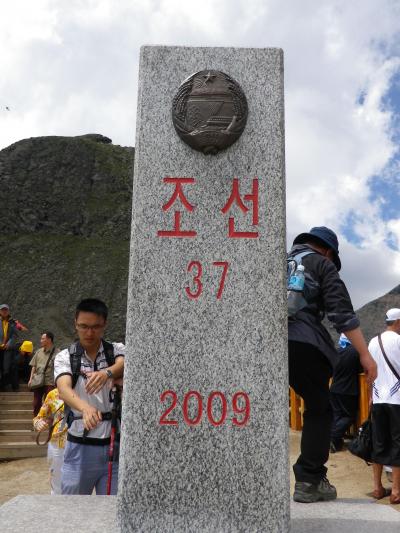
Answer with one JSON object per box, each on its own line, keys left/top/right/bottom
{"left": 1, "top": 0, "right": 399, "bottom": 309}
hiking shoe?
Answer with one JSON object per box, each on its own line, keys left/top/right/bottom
{"left": 330, "top": 439, "right": 343, "bottom": 453}
{"left": 293, "top": 477, "right": 337, "bottom": 503}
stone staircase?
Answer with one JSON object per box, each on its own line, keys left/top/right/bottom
{"left": 0, "top": 384, "right": 46, "bottom": 459}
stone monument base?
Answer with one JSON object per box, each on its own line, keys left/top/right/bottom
{"left": 1, "top": 496, "right": 399, "bottom": 532}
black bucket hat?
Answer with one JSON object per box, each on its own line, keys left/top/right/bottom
{"left": 293, "top": 226, "right": 341, "bottom": 271}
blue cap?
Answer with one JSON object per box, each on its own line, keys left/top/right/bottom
{"left": 293, "top": 226, "right": 341, "bottom": 271}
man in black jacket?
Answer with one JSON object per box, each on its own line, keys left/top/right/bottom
{"left": 288, "top": 226, "right": 377, "bottom": 503}
{"left": 330, "top": 334, "right": 363, "bottom": 452}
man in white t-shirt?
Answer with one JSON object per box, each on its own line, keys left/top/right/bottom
{"left": 55, "top": 298, "right": 125, "bottom": 495}
{"left": 369, "top": 308, "right": 400, "bottom": 504}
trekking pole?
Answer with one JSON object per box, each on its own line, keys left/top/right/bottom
{"left": 106, "top": 385, "right": 121, "bottom": 495}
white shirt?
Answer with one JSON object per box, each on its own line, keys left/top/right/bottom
{"left": 369, "top": 331, "right": 400, "bottom": 405}
{"left": 54, "top": 341, "right": 125, "bottom": 439}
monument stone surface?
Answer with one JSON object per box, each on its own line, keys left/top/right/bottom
{"left": 2, "top": 496, "right": 400, "bottom": 533}
{"left": 118, "top": 45, "right": 288, "bottom": 532}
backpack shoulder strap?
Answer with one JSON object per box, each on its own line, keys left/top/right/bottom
{"left": 287, "top": 250, "right": 316, "bottom": 280}
{"left": 68, "top": 341, "right": 84, "bottom": 389}
{"left": 288, "top": 250, "right": 316, "bottom": 263}
{"left": 102, "top": 340, "right": 115, "bottom": 367}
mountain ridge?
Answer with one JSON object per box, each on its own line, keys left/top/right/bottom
{"left": 0, "top": 133, "right": 396, "bottom": 350}
{"left": 0, "top": 133, "right": 134, "bottom": 348}
{"left": 355, "top": 285, "right": 400, "bottom": 342}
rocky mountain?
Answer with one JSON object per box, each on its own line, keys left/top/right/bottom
{"left": 356, "top": 285, "right": 400, "bottom": 342}
{"left": 0, "top": 134, "right": 134, "bottom": 348}
{"left": 1, "top": 132, "right": 397, "bottom": 351}
{"left": 323, "top": 286, "right": 400, "bottom": 347}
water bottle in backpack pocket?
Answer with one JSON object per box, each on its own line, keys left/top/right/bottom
{"left": 287, "top": 264, "right": 306, "bottom": 316}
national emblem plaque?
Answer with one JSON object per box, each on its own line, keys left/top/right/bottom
{"left": 172, "top": 70, "right": 248, "bottom": 155}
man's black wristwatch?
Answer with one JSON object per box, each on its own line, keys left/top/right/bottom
{"left": 104, "top": 369, "right": 113, "bottom": 379}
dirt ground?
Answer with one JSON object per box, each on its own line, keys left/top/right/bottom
{"left": 0, "top": 430, "right": 399, "bottom": 510}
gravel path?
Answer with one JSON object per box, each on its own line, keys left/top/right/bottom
{"left": 0, "top": 430, "right": 399, "bottom": 510}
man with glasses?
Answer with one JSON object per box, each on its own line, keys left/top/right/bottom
{"left": 55, "top": 298, "right": 125, "bottom": 495}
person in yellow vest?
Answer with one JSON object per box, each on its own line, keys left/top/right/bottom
{"left": 33, "top": 387, "right": 66, "bottom": 495}
{"left": 0, "top": 304, "right": 23, "bottom": 391}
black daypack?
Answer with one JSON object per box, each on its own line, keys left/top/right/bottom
{"left": 287, "top": 250, "right": 320, "bottom": 317}
{"left": 69, "top": 339, "right": 115, "bottom": 388}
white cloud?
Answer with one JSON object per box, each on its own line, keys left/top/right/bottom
{"left": 0, "top": 0, "right": 400, "bottom": 307}
{"left": 338, "top": 238, "right": 400, "bottom": 310}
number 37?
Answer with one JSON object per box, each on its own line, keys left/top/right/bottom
{"left": 185, "top": 261, "right": 229, "bottom": 300}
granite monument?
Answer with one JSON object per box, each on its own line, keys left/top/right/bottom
{"left": 118, "top": 45, "right": 288, "bottom": 532}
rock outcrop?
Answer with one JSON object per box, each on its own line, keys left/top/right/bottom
{"left": 0, "top": 134, "right": 134, "bottom": 347}
{"left": 1, "top": 132, "right": 397, "bottom": 349}
{"left": 356, "top": 285, "right": 400, "bottom": 342}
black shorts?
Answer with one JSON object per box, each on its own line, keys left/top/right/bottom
{"left": 371, "top": 403, "right": 400, "bottom": 466}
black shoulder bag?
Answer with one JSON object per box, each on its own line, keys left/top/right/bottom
{"left": 348, "top": 412, "right": 373, "bottom": 463}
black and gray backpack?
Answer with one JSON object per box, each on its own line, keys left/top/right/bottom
{"left": 287, "top": 250, "right": 320, "bottom": 317}
{"left": 61, "top": 340, "right": 115, "bottom": 430}
{"left": 69, "top": 340, "right": 115, "bottom": 388}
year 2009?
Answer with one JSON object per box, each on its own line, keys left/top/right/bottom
{"left": 159, "top": 390, "right": 250, "bottom": 427}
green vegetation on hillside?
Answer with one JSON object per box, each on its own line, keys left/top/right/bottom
{"left": 0, "top": 134, "right": 134, "bottom": 348}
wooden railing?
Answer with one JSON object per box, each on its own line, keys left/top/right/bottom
{"left": 289, "top": 373, "right": 369, "bottom": 431}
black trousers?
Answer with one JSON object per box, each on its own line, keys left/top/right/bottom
{"left": 371, "top": 403, "right": 400, "bottom": 466}
{"left": 330, "top": 393, "right": 358, "bottom": 442}
{"left": 0, "top": 348, "right": 19, "bottom": 390}
{"left": 289, "top": 341, "right": 332, "bottom": 484}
